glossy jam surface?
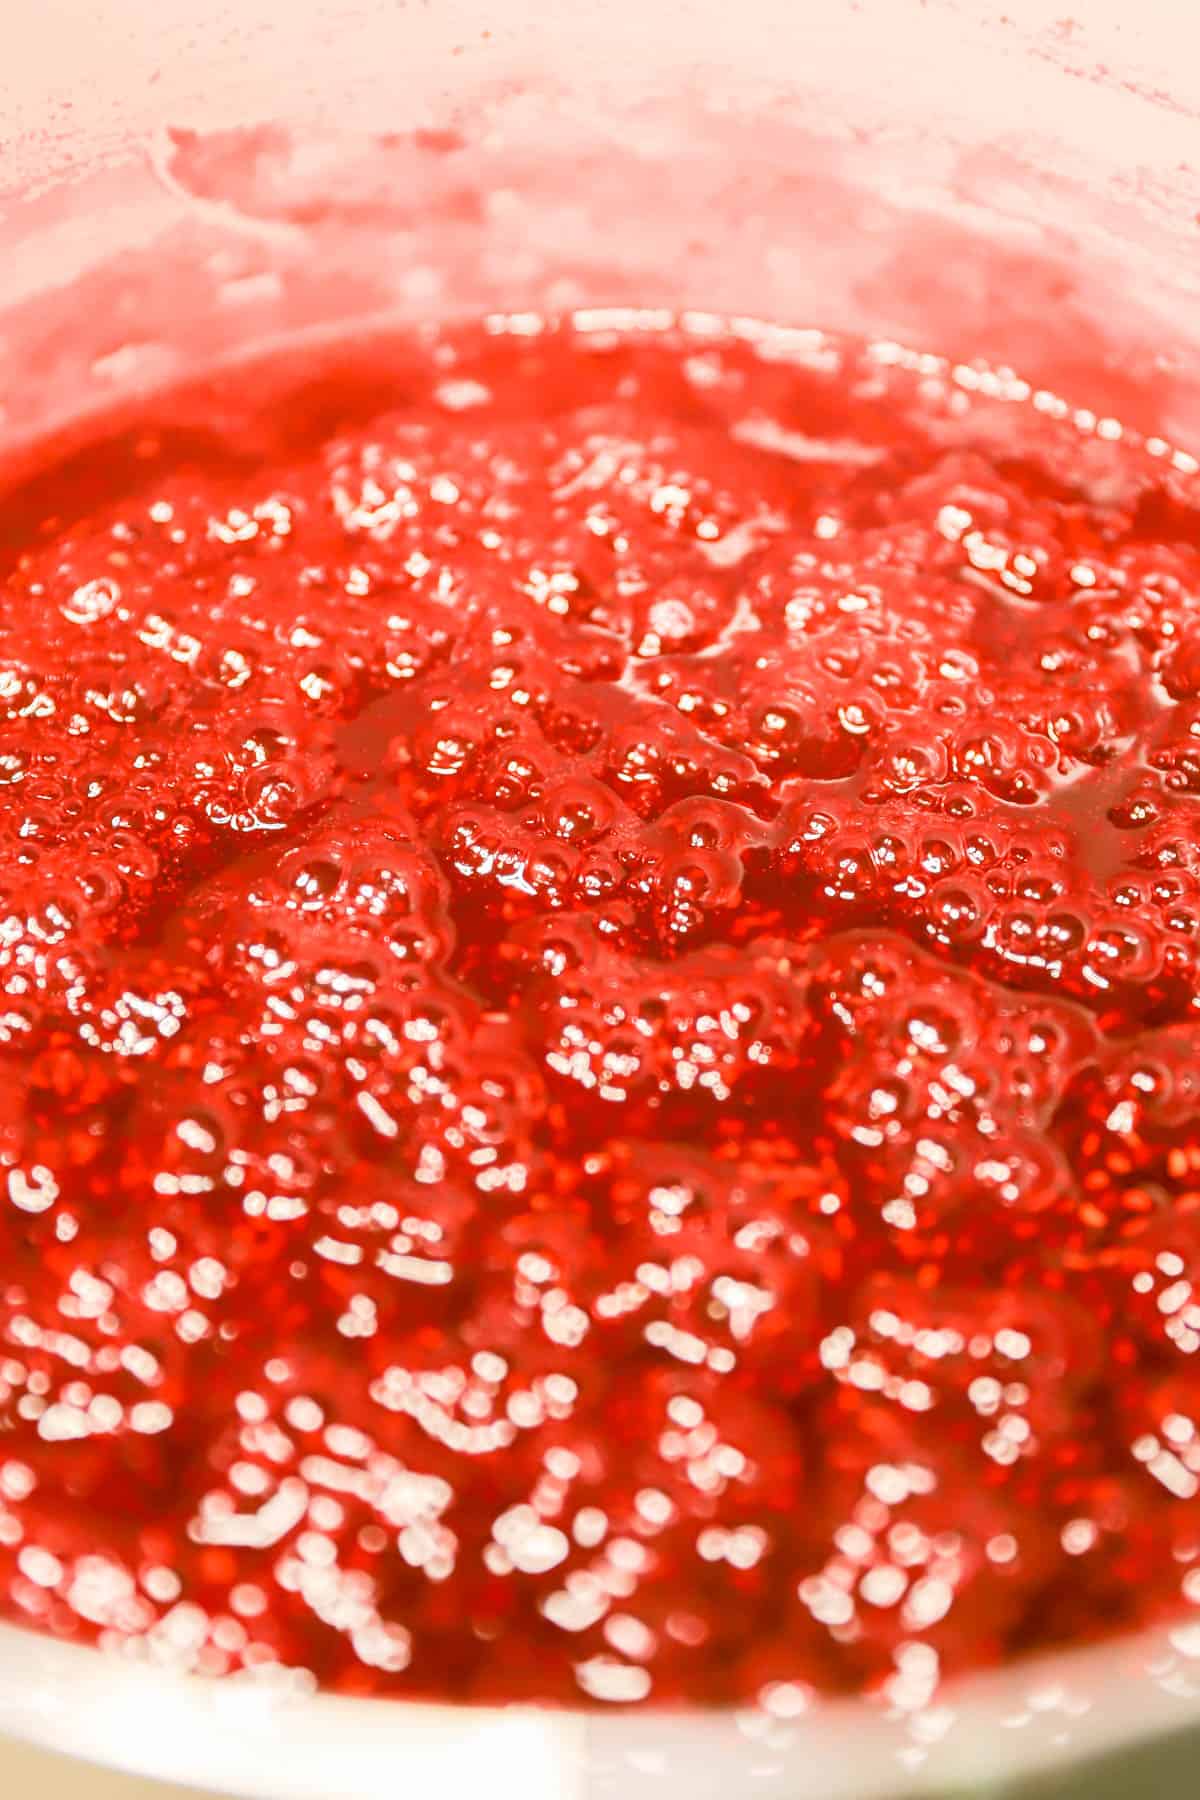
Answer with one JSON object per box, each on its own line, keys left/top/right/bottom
{"left": 4, "top": 317, "right": 1200, "bottom": 1711}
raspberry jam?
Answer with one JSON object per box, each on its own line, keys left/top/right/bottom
{"left": 4, "top": 314, "right": 1200, "bottom": 1710}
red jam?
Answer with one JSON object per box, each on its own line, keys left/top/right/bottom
{"left": 4, "top": 314, "right": 1200, "bottom": 1709}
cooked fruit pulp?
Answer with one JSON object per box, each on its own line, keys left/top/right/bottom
{"left": 2, "top": 316, "right": 1200, "bottom": 1709}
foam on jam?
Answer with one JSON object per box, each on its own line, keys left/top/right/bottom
{"left": 3, "top": 314, "right": 1200, "bottom": 1710}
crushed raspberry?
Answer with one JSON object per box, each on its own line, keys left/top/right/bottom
{"left": 3, "top": 316, "right": 1200, "bottom": 1706}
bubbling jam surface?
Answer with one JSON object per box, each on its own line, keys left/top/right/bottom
{"left": 4, "top": 315, "right": 1200, "bottom": 1711}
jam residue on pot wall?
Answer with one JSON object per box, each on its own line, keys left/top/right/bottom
{"left": 3, "top": 314, "right": 1200, "bottom": 1711}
